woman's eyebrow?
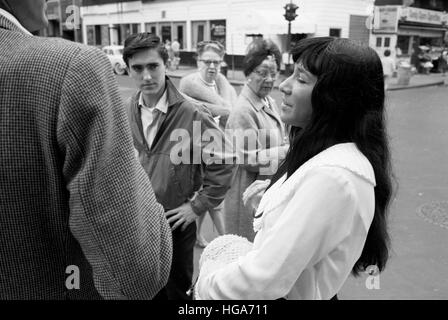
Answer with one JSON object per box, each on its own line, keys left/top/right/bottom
{"left": 297, "top": 65, "right": 312, "bottom": 79}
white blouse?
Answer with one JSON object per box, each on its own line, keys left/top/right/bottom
{"left": 197, "top": 143, "right": 376, "bottom": 300}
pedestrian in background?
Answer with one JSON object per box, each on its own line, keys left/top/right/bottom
{"left": 196, "top": 37, "right": 393, "bottom": 300}
{"left": 179, "top": 40, "right": 238, "bottom": 248}
{"left": 224, "top": 39, "right": 289, "bottom": 242}
{"left": 171, "top": 38, "right": 181, "bottom": 70}
{"left": 165, "top": 39, "right": 174, "bottom": 69}
{"left": 381, "top": 49, "right": 395, "bottom": 90}
{"left": 123, "top": 33, "right": 236, "bottom": 299}
{"left": 437, "top": 50, "right": 447, "bottom": 76}
{"left": 0, "top": 0, "right": 172, "bottom": 299}
{"left": 180, "top": 40, "right": 237, "bottom": 129}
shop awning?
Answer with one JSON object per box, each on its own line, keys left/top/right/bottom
{"left": 242, "top": 9, "right": 317, "bottom": 35}
{"left": 398, "top": 24, "right": 447, "bottom": 38}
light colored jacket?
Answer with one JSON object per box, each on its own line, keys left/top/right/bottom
{"left": 224, "top": 85, "right": 287, "bottom": 241}
{"left": 198, "top": 143, "right": 376, "bottom": 300}
{"left": 179, "top": 71, "right": 237, "bottom": 128}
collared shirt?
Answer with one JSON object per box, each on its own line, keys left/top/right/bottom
{"left": 0, "top": 8, "right": 32, "bottom": 35}
{"left": 197, "top": 143, "right": 376, "bottom": 300}
{"left": 139, "top": 90, "right": 168, "bottom": 149}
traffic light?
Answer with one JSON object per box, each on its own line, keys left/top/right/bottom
{"left": 284, "top": 3, "right": 299, "bottom": 22}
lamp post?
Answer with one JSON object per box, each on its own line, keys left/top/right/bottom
{"left": 284, "top": 1, "right": 299, "bottom": 75}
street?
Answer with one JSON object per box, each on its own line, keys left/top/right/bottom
{"left": 117, "top": 75, "right": 448, "bottom": 299}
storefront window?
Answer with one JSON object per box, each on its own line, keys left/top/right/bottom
{"left": 397, "top": 35, "right": 411, "bottom": 55}
{"left": 87, "top": 25, "right": 95, "bottom": 46}
{"left": 210, "top": 20, "right": 226, "bottom": 48}
{"left": 145, "top": 23, "right": 157, "bottom": 35}
{"left": 161, "top": 25, "right": 172, "bottom": 43}
{"left": 192, "top": 21, "right": 207, "bottom": 50}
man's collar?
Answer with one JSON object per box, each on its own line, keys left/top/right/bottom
{"left": 0, "top": 8, "right": 32, "bottom": 35}
{"left": 139, "top": 89, "right": 168, "bottom": 114}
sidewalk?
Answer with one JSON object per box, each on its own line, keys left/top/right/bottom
{"left": 388, "top": 73, "right": 447, "bottom": 91}
{"left": 167, "top": 65, "right": 448, "bottom": 91}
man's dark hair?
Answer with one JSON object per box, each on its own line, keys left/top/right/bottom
{"left": 243, "top": 39, "right": 282, "bottom": 77}
{"left": 123, "top": 32, "right": 168, "bottom": 67}
{"left": 384, "top": 49, "right": 391, "bottom": 57}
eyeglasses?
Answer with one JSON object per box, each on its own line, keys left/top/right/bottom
{"left": 199, "top": 59, "right": 223, "bottom": 66}
{"left": 253, "top": 69, "right": 277, "bottom": 80}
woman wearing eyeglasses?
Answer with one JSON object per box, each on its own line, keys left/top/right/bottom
{"left": 179, "top": 41, "right": 237, "bottom": 130}
{"left": 179, "top": 41, "right": 237, "bottom": 248}
{"left": 223, "top": 39, "right": 289, "bottom": 242}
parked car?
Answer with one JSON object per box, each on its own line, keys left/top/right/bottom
{"left": 102, "top": 45, "right": 127, "bottom": 75}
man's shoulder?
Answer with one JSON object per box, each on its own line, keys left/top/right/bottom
{"left": 178, "top": 94, "right": 205, "bottom": 113}
{"left": 10, "top": 34, "right": 105, "bottom": 66}
{"left": 174, "top": 93, "right": 214, "bottom": 120}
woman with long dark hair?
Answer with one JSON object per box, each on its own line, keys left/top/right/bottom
{"left": 195, "top": 37, "right": 393, "bottom": 300}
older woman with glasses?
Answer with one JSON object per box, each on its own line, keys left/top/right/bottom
{"left": 223, "top": 39, "right": 289, "bottom": 242}
{"left": 180, "top": 40, "right": 237, "bottom": 129}
{"left": 179, "top": 41, "right": 237, "bottom": 248}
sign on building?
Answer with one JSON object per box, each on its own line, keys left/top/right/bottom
{"left": 373, "top": 6, "right": 399, "bottom": 34}
{"left": 401, "top": 7, "right": 448, "bottom": 26}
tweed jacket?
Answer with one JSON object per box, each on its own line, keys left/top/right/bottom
{"left": 0, "top": 14, "right": 172, "bottom": 299}
{"left": 126, "top": 78, "right": 236, "bottom": 215}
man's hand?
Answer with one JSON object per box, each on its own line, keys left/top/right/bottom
{"left": 165, "top": 202, "right": 198, "bottom": 232}
{"left": 242, "top": 179, "right": 271, "bottom": 213}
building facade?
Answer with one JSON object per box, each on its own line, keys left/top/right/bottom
{"left": 41, "top": 0, "right": 83, "bottom": 42}
{"left": 371, "top": 0, "right": 448, "bottom": 62}
{"left": 80, "top": 0, "right": 375, "bottom": 67}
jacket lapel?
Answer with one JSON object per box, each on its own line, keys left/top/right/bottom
{"left": 148, "top": 77, "right": 182, "bottom": 150}
{"left": 129, "top": 91, "right": 150, "bottom": 151}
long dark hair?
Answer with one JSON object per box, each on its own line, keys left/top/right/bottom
{"left": 270, "top": 37, "right": 394, "bottom": 276}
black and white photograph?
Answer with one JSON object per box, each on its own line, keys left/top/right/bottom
{"left": 1, "top": 0, "right": 447, "bottom": 309}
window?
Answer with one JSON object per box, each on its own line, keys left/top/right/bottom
{"left": 131, "top": 24, "right": 140, "bottom": 34}
{"left": 198, "top": 25, "right": 204, "bottom": 42}
{"left": 177, "top": 25, "right": 184, "bottom": 49}
{"left": 94, "top": 25, "right": 102, "bottom": 46}
{"left": 161, "top": 25, "right": 171, "bottom": 43}
{"left": 145, "top": 23, "right": 157, "bottom": 35}
{"left": 397, "top": 35, "right": 410, "bottom": 55}
{"left": 384, "top": 37, "right": 391, "bottom": 47}
{"left": 210, "top": 20, "right": 226, "bottom": 48}
{"left": 192, "top": 21, "right": 207, "bottom": 50}
{"left": 329, "top": 28, "right": 341, "bottom": 38}
{"left": 376, "top": 37, "right": 382, "bottom": 47}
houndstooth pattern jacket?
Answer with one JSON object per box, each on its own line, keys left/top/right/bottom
{"left": 0, "top": 14, "right": 172, "bottom": 299}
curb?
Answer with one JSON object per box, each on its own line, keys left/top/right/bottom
{"left": 388, "top": 80, "right": 446, "bottom": 91}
